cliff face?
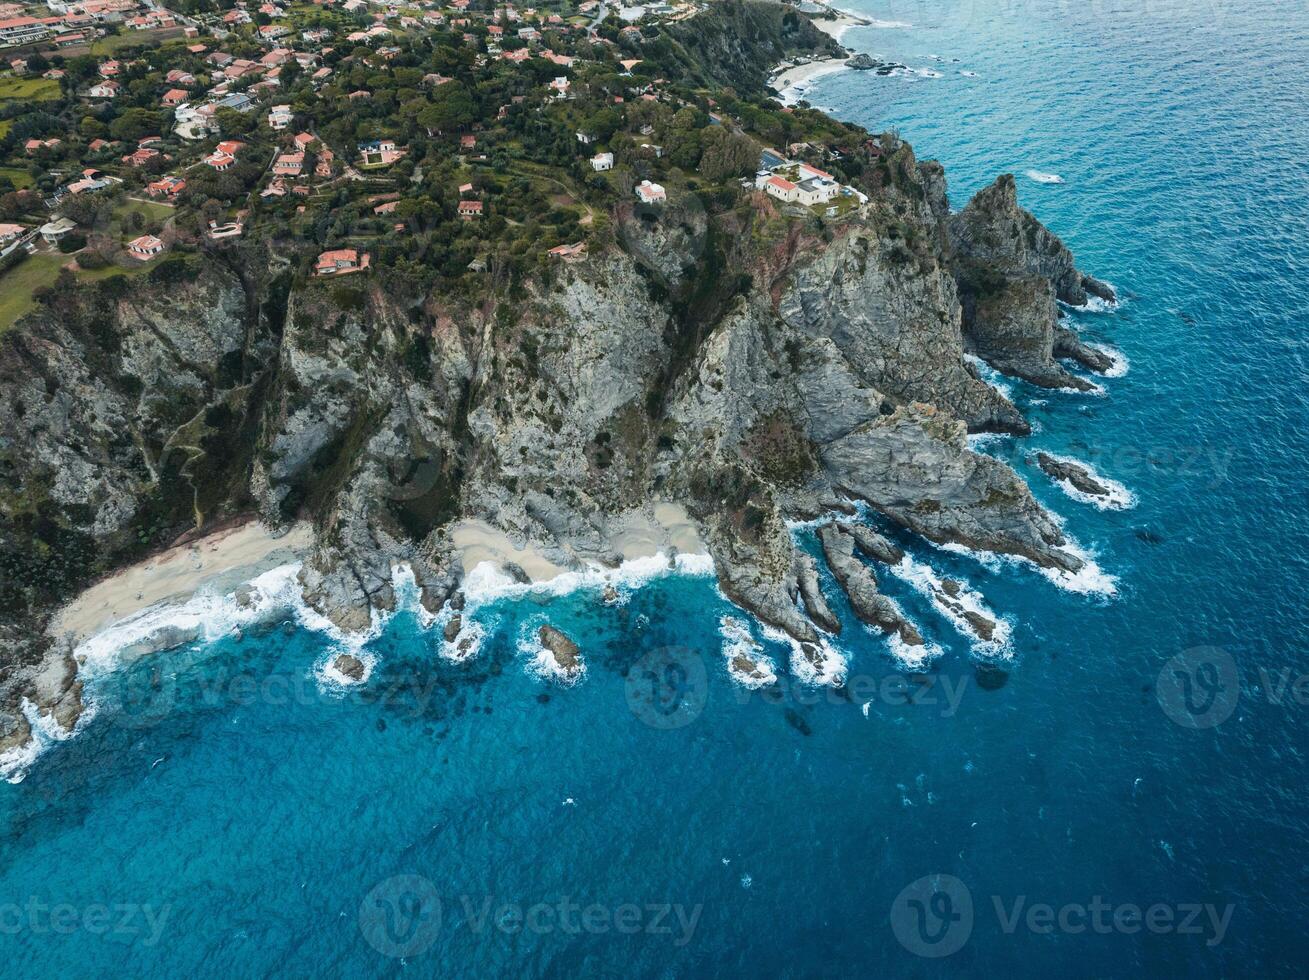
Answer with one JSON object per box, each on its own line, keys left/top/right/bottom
{"left": 949, "top": 173, "right": 1117, "bottom": 387}
{"left": 0, "top": 139, "right": 1117, "bottom": 754}
{"left": 666, "top": 0, "right": 845, "bottom": 94}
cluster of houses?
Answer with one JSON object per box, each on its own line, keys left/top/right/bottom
{"left": 0, "top": 0, "right": 181, "bottom": 50}
{"left": 752, "top": 148, "right": 867, "bottom": 213}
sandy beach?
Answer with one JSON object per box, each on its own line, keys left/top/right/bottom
{"left": 51, "top": 520, "right": 314, "bottom": 645}
{"left": 811, "top": 10, "right": 868, "bottom": 43}
{"left": 451, "top": 503, "right": 707, "bottom": 583}
{"left": 771, "top": 56, "right": 851, "bottom": 104}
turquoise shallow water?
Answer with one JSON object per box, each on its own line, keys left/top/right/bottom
{"left": 4, "top": 0, "right": 1309, "bottom": 974}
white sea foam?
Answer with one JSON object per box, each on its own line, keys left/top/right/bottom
{"left": 1039, "top": 453, "right": 1137, "bottom": 511}
{"left": 462, "top": 551, "right": 714, "bottom": 607}
{"left": 1062, "top": 281, "right": 1120, "bottom": 313}
{"left": 966, "top": 432, "right": 1012, "bottom": 451}
{"left": 1025, "top": 170, "right": 1065, "bottom": 184}
{"left": 885, "top": 632, "right": 944, "bottom": 671}
{"left": 964, "top": 353, "right": 1015, "bottom": 398}
{"left": 1090, "top": 343, "right": 1130, "bottom": 378}
{"left": 932, "top": 537, "right": 1117, "bottom": 597}
{"left": 0, "top": 697, "right": 91, "bottom": 784}
{"left": 959, "top": 69, "right": 978, "bottom": 77}
{"left": 719, "top": 616, "right": 779, "bottom": 689}
{"left": 889, "top": 556, "right": 1014, "bottom": 658}
{"left": 760, "top": 623, "right": 847, "bottom": 687}
{"left": 862, "top": 17, "right": 913, "bottom": 28}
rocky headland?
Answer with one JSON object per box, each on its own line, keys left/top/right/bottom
{"left": 0, "top": 23, "right": 1118, "bottom": 760}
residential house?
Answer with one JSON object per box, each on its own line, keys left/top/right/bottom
{"left": 548, "top": 241, "right": 586, "bottom": 260}
{"left": 635, "top": 180, "right": 666, "bottom": 204}
{"left": 458, "top": 199, "right": 483, "bottom": 219}
{"left": 590, "top": 152, "right": 613, "bottom": 172}
{"left": 205, "top": 150, "right": 236, "bottom": 171}
{"left": 39, "top": 217, "right": 77, "bottom": 244}
{"left": 146, "top": 175, "right": 186, "bottom": 198}
{"left": 122, "top": 147, "right": 160, "bottom": 166}
{"left": 268, "top": 104, "right": 293, "bottom": 130}
{"left": 273, "top": 152, "right": 303, "bottom": 177}
{"left": 314, "top": 248, "right": 370, "bottom": 276}
{"left": 127, "top": 234, "right": 165, "bottom": 260}
{"left": 760, "top": 174, "right": 799, "bottom": 203}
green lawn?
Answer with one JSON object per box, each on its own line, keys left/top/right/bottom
{"left": 88, "top": 28, "right": 182, "bottom": 56}
{"left": 0, "top": 167, "right": 33, "bottom": 189}
{"left": 114, "top": 198, "right": 176, "bottom": 231}
{"left": 0, "top": 252, "right": 153, "bottom": 334}
{"left": 0, "top": 120, "right": 10, "bottom": 138}
{"left": 0, "top": 77, "right": 60, "bottom": 101}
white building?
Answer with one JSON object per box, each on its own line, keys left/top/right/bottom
{"left": 635, "top": 180, "right": 666, "bottom": 204}
{"left": 268, "top": 104, "right": 292, "bottom": 130}
{"left": 590, "top": 152, "right": 613, "bottom": 172}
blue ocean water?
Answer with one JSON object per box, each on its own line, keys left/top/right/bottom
{"left": 4, "top": 0, "right": 1309, "bottom": 973}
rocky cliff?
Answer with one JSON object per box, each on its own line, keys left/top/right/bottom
{"left": 0, "top": 137, "right": 1117, "bottom": 757}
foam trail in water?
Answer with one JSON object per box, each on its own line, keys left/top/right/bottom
{"left": 1090, "top": 344, "right": 1130, "bottom": 378}
{"left": 1039, "top": 453, "right": 1137, "bottom": 511}
{"left": 1025, "top": 170, "right": 1065, "bottom": 184}
{"left": 759, "top": 623, "right": 847, "bottom": 687}
{"left": 934, "top": 538, "right": 1117, "bottom": 597}
{"left": 963, "top": 353, "right": 1015, "bottom": 398}
{"left": 889, "top": 556, "right": 1014, "bottom": 658}
{"left": 461, "top": 552, "right": 714, "bottom": 611}
{"left": 719, "top": 616, "right": 779, "bottom": 689}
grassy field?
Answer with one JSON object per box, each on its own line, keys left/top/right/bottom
{"left": 0, "top": 252, "right": 153, "bottom": 334}
{"left": 0, "top": 166, "right": 33, "bottom": 189}
{"left": 87, "top": 28, "right": 184, "bottom": 56}
{"left": 0, "top": 77, "right": 60, "bottom": 101}
{"left": 114, "top": 198, "right": 176, "bottom": 231}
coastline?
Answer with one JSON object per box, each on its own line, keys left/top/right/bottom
{"left": 450, "top": 502, "right": 708, "bottom": 586}
{"left": 770, "top": 57, "right": 851, "bottom": 105}
{"left": 51, "top": 519, "right": 315, "bottom": 647}
{"left": 769, "top": 3, "right": 870, "bottom": 104}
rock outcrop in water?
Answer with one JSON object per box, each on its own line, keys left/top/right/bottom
{"left": 1033, "top": 452, "right": 1113, "bottom": 499}
{"left": 0, "top": 130, "right": 1116, "bottom": 755}
{"left": 949, "top": 173, "right": 1117, "bottom": 390}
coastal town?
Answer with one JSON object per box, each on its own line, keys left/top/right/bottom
{"left": 0, "top": 0, "right": 880, "bottom": 329}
